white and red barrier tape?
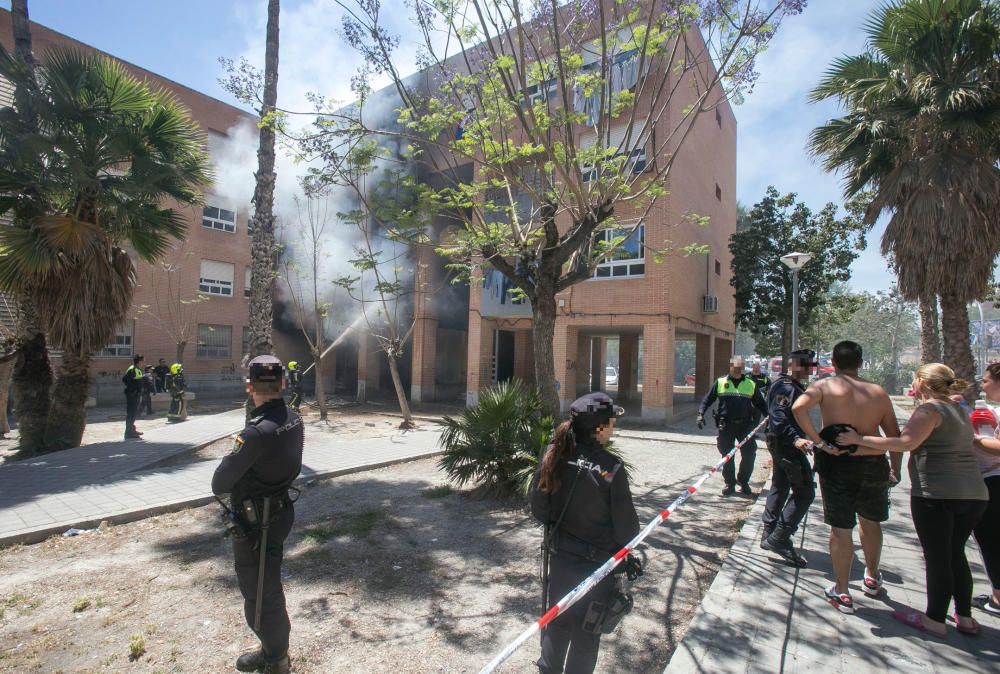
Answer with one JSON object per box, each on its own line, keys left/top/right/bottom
{"left": 478, "top": 417, "right": 769, "bottom": 674}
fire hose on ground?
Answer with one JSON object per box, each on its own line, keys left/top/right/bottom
{"left": 477, "top": 416, "right": 770, "bottom": 674}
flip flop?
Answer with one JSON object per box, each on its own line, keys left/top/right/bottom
{"left": 892, "top": 610, "right": 946, "bottom": 638}
{"left": 952, "top": 613, "right": 981, "bottom": 635}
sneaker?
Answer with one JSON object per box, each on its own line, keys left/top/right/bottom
{"left": 721, "top": 484, "right": 736, "bottom": 496}
{"left": 973, "top": 594, "right": 1000, "bottom": 616}
{"left": 863, "top": 572, "right": 883, "bottom": 597}
{"left": 825, "top": 586, "right": 855, "bottom": 614}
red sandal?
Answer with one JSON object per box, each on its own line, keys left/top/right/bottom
{"left": 892, "top": 610, "right": 947, "bottom": 638}
{"left": 952, "top": 613, "right": 981, "bottom": 635}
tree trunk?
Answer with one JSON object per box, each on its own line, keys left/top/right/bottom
{"left": 313, "top": 348, "right": 327, "bottom": 421}
{"left": 43, "top": 351, "right": 91, "bottom": 451}
{"left": 887, "top": 302, "right": 902, "bottom": 395}
{"left": 530, "top": 286, "right": 560, "bottom": 416}
{"left": 919, "top": 294, "right": 942, "bottom": 364}
{"left": 175, "top": 341, "right": 186, "bottom": 363}
{"left": 13, "top": 328, "right": 52, "bottom": 452}
{"left": 248, "top": 0, "right": 280, "bottom": 358}
{"left": 0, "top": 358, "right": 13, "bottom": 437}
{"left": 387, "top": 354, "right": 413, "bottom": 428}
{"left": 11, "top": 1, "right": 33, "bottom": 66}
{"left": 939, "top": 292, "right": 976, "bottom": 399}
{"left": 780, "top": 317, "right": 790, "bottom": 371}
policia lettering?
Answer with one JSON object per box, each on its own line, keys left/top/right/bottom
{"left": 697, "top": 362, "right": 768, "bottom": 496}
{"left": 531, "top": 392, "right": 641, "bottom": 674}
{"left": 761, "top": 349, "right": 818, "bottom": 568}
{"left": 212, "top": 356, "right": 304, "bottom": 674}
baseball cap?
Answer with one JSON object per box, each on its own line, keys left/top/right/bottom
{"left": 248, "top": 355, "right": 283, "bottom": 382}
{"left": 570, "top": 392, "right": 625, "bottom": 419}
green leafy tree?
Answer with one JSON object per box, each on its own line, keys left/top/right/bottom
{"left": 300, "top": 0, "right": 807, "bottom": 415}
{"left": 808, "top": 0, "right": 1000, "bottom": 387}
{"left": 0, "top": 48, "right": 211, "bottom": 451}
{"left": 730, "top": 187, "right": 866, "bottom": 361}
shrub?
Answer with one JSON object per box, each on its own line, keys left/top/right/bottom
{"left": 437, "top": 380, "right": 552, "bottom": 499}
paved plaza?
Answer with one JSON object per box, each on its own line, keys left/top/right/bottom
{"left": 0, "top": 408, "right": 443, "bottom": 546}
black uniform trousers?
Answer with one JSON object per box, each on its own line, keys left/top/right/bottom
{"left": 125, "top": 391, "right": 140, "bottom": 435}
{"left": 762, "top": 439, "right": 815, "bottom": 532}
{"left": 538, "top": 553, "right": 616, "bottom": 674}
{"left": 232, "top": 507, "right": 294, "bottom": 661}
{"left": 717, "top": 419, "right": 756, "bottom": 487}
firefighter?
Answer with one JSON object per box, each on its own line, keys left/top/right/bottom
{"left": 167, "top": 363, "right": 188, "bottom": 422}
{"left": 697, "top": 355, "right": 768, "bottom": 496}
{"left": 286, "top": 361, "right": 302, "bottom": 412}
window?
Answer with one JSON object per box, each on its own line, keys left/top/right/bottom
{"left": 242, "top": 326, "right": 250, "bottom": 355}
{"left": 594, "top": 224, "right": 645, "bottom": 279}
{"left": 522, "top": 79, "right": 557, "bottom": 107}
{"left": 197, "top": 324, "right": 232, "bottom": 359}
{"left": 96, "top": 321, "right": 134, "bottom": 358}
{"left": 244, "top": 267, "right": 252, "bottom": 298}
{"left": 202, "top": 205, "right": 236, "bottom": 233}
{"left": 715, "top": 184, "right": 722, "bottom": 201}
{"left": 581, "top": 122, "right": 647, "bottom": 181}
{"left": 715, "top": 259, "right": 721, "bottom": 276}
{"left": 199, "top": 260, "right": 235, "bottom": 297}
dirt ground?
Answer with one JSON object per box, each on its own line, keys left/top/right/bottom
{"left": 0, "top": 422, "right": 767, "bottom": 674}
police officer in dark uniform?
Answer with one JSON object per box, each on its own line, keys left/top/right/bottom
{"left": 697, "top": 356, "right": 768, "bottom": 496}
{"left": 531, "top": 392, "right": 640, "bottom": 674}
{"left": 122, "top": 354, "right": 144, "bottom": 439}
{"left": 212, "top": 356, "right": 304, "bottom": 674}
{"left": 760, "top": 349, "right": 817, "bottom": 567}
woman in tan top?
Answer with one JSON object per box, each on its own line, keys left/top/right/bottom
{"left": 838, "top": 364, "right": 988, "bottom": 637}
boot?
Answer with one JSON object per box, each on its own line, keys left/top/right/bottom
{"left": 760, "top": 522, "right": 776, "bottom": 549}
{"left": 236, "top": 649, "right": 266, "bottom": 672}
{"left": 763, "top": 523, "right": 807, "bottom": 567}
{"left": 263, "top": 655, "right": 291, "bottom": 674}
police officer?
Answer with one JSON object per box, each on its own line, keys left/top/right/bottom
{"left": 286, "top": 361, "right": 302, "bottom": 412}
{"left": 167, "top": 363, "right": 188, "bottom": 423}
{"left": 697, "top": 355, "right": 768, "bottom": 496}
{"left": 760, "top": 349, "right": 817, "bottom": 567}
{"left": 122, "top": 354, "right": 144, "bottom": 439}
{"left": 531, "top": 392, "right": 640, "bottom": 674}
{"left": 212, "top": 356, "right": 304, "bottom": 674}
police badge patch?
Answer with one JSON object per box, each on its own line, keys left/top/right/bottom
{"left": 776, "top": 395, "right": 790, "bottom": 408}
{"left": 232, "top": 435, "right": 245, "bottom": 454}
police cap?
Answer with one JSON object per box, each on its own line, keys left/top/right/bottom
{"left": 570, "top": 392, "right": 625, "bottom": 420}
{"left": 248, "top": 355, "right": 283, "bottom": 383}
{"left": 788, "top": 349, "right": 817, "bottom": 367}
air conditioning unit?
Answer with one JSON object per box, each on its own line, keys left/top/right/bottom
{"left": 703, "top": 295, "right": 719, "bottom": 314}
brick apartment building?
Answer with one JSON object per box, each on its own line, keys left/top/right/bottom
{"left": 282, "top": 22, "right": 738, "bottom": 424}
{"left": 0, "top": 10, "right": 255, "bottom": 404}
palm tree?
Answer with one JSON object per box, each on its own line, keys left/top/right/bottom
{"left": 808, "top": 0, "right": 1000, "bottom": 386}
{"left": 0, "top": 47, "right": 212, "bottom": 450}
{"left": 7, "top": 0, "right": 54, "bottom": 449}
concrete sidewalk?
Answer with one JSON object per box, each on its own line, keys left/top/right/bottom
{"left": 0, "top": 408, "right": 444, "bottom": 547}
{"left": 664, "top": 469, "right": 1000, "bottom": 673}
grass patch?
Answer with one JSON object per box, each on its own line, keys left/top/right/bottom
{"left": 302, "top": 508, "right": 386, "bottom": 543}
{"left": 421, "top": 485, "right": 453, "bottom": 499}
{"left": 71, "top": 597, "right": 91, "bottom": 613}
{"left": 128, "top": 634, "right": 146, "bottom": 661}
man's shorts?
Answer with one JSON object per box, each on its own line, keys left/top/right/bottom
{"left": 817, "top": 456, "right": 890, "bottom": 529}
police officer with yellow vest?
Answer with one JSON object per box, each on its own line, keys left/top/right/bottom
{"left": 122, "top": 354, "right": 144, "bottom": 439}
{"left": 697, "top": 355, "right": 768, "bottom": 496}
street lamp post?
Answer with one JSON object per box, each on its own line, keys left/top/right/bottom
{"left": 780, "top": 252, "right": 813, "bottom": 352}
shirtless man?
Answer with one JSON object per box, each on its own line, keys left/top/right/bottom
{"left": 792, "top": 341, "right": 902, "bottom": 614}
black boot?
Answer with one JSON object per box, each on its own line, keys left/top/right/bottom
{"left": 263, "top": 655, "right": 290, "bottom": 674}
{"left": 760, "top": 522, "right": 776, "bottom": 549}
{"left": 236, "top": 649, "right": 266, "bottom": 672}
{"left": 763, "top": 523, "right": 807, "bottom": 567}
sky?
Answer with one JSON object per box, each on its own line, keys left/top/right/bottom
{"left": 1, "top": 0, "right": 895, "bottom": 293}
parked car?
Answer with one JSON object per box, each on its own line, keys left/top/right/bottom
{"left": 605, "top": 366, "right": 618, "bottom": 387}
